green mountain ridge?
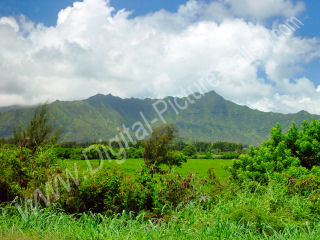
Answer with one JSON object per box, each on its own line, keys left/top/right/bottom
{"left": 0, "top": 91, "right": 318, "bottom": 145}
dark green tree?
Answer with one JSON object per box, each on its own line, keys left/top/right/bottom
{"left": 143, "top": 124, "right": 186, "bottom": 177}
{"left": 13, "top": 104, "right": 62, "bottom": 152}
{"left": 182, "top": 145, "right": 197, "bottom": 157}
{"left": 296, "top": 120, "right": 320, "bottom": 168}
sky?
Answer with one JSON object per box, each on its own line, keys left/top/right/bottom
{"left": 0, "top": 0, "right": 319, "bottom": 114}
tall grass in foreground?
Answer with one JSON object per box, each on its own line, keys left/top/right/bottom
{"left": 1, "top": 181, "right": 320, "bottom": 240}
{"left": 1, "top": 204, "right": 319, "bottom": 240}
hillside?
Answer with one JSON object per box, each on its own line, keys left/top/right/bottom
{"left": 0, "top": 91, "right": 318, "bottom": 145}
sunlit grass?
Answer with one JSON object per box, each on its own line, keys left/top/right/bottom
{"left": 1, "top": 196, "right": 320, "bottom": 240}
{"left": 59, "top": 158, "right": 233, "bottom": 181}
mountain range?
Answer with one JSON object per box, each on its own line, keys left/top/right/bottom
{"left": 0, "top": 91, "right": 318, "bottom": 145}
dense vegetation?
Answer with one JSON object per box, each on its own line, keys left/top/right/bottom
{"left": 0, "top": 91, "right": 318, "bottom": 145}
{"left": 3, "top": 182, "right": 320, "bottom": 240}
{"left": 1, "top": 104, "right": 320, "bottom": 239}
{"left": 231, "top": 120, "right": 320, "bottom": 184}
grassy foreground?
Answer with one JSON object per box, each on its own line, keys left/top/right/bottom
{"left": 2, "top": 156, "right": 320, "bottom": 239}
{"left": 61, "top": 158, "right": 233, "bottom": 180}
{"left": 1, "top": 185, "right": 320, "bottom": 240}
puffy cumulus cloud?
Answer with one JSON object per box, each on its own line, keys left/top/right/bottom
{"left": 0, "top": 0, "right": 319, "bottom": 114}
{"left": 0, "top": 17, "right": 19, "bottom": 32}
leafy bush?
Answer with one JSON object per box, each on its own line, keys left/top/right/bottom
{"left": 120, "top": 169, "right": 157, "bottom": 213}
{"left": 230, "top": 144, "right": 299, "bottom": 183}
{"left": 286, "top": 166, "right": 320, "bottom": 195}
{"left": 54, "top": 147, "right": 71, "bottom": 159}
{"left": 0, "top": 145, "right": 58, "bottom": 203}
{"left": 54, "top": 147, "right": 84, "bottom": 160}
{"left": 230, "top": 121, "right": 320, "bottom": 184}
{"left": 293, "top": 121, "right": 320, "bottom": 169}
{"left": 125, "top": 147, "right": 143, "bottom": 159}
{"left": 165, "top": 151, "right": 187, "bottom": 170}
{"left": 157, "top": 174, "right": 196, "bottom": 207}
{"left": 59, "top": 169, "right": 123, "bottom": 214}
{"left": 58, "top": 168, "right": 198, "bottom": 216}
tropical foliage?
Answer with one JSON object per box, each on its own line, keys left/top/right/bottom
{"left": 230, "top": 120, "right": 320, "bottom": 184}
{"left": 143, "top": 125, "right": 187, "bottom": 177}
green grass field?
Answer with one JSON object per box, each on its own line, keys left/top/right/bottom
{"left": 60, "top": 158, "right": 234, "bottom": 181}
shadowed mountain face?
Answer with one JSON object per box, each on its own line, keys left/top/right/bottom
{"left": 0, "top": 91, "right": 318, "bottom": 145}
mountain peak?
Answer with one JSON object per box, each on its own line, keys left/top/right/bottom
{"left": 89, "top": 93, "right": 107, "bottom": 99}
{"left": 298, "top": 110, "right": 310, "bottom": 115}
{"left": 0, "top": 91, "right": 318, "bottom": 145}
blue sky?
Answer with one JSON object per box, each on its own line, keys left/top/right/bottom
{"left": 1, "top": 0, "right": 318, "bottom": 36}
{"left": 0, "top": 0, "right": 319, "bottom": 114}
{"left": 0, "top": 0, "right": 189, "bottom": 25}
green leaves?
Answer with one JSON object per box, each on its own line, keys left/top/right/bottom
{"left": 13, "top": 104, "right": 62, "bottom": 152}
{"left": 230, "top": 120, "right": 320, "bottom": 183}
{"left": 166, "top": 151, "right": 187, "bottom": 169}
{"left": 143, "top": 124, "right": 181, "bottom": 177}
{"left": 0, "top": 145, "right": 58, "bottom": 203}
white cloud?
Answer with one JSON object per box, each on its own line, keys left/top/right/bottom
{"left": 226, "top": 0, "right": 306, "bottom": 20}
{"left": 0, "top": 0, "right": 319, "bottom": 114}
{"left": 0, "top": 17, "right": 19, "bottom": 32}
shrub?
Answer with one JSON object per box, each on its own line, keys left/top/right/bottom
{"left": 230, "top": 143, "right": 299, "bottom": 183}
{"left": 295, "top": 121, "right": 320, "bottom": 169}
{"left": 165, "top": 151, "right": 187, "bottom": 170}
{"left": 59, "top": 169, "right": 123, "bottom": 214}
{"left": 58, "top": 168, "right": 200, "bottom": 216}
{"left": 120, "top": 169, "right": 157, "bottom": 213}
{"left": 229, "top": 121, "right": 320, "bottom": 184}
{"left": 0, "top": 145, "right": 58, "bottom": 203}
{"left": 309, "top": 191, "right": 320, "bottom": 216}
{"left": 286, "top": 166, "right": 320, "bottom": 196}
{"left": 54, "top": 147, "right": 71, "bottom": 159}
{"left": 158, "top": 174, "right": 196, "bottom": 207}
{"left": 125, "top": 147, "right": 143, "bottom": 159}
{"left": 54, "top": 147, "right": 84, "bottom": 160}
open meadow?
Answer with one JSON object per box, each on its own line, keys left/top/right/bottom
{"left": 60, "top": 158, "right": 234, "bottom": 181}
